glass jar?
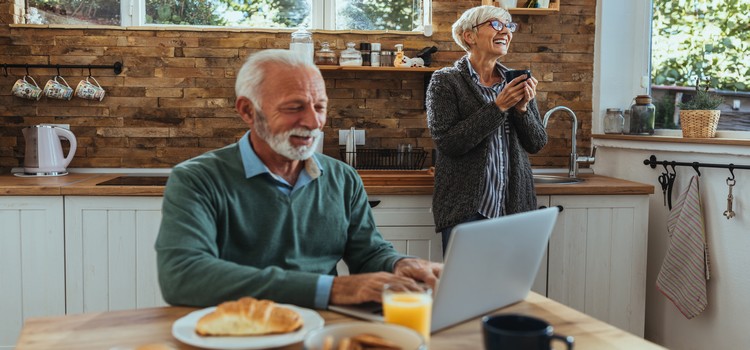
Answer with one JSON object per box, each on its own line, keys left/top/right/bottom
{"left": 603, "top": 108, "right": 624, "bottom": 134}
{"left": 339, "top": 42, "right": 363, "bottom": 66}
{"left": 290, "top": 27, "right": 314, "bottom": 63}
{"left": 314, "top": 42, "right": 337, "bottom": 65}
{"left": 629, "top": 95, "right": 656, "bottom": 135}
{"left": 622, "top": 109, "right": 632, "bottom": 134}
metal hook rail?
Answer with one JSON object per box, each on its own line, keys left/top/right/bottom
{"left": 1, "top": 62, "right": 123, "bottom": 76}
{"left": 643, "top": 155, "right": 750, "bottom": 178}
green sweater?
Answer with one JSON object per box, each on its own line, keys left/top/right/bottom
{"left": 156, "top": 142, "right": 404, "bottom": 309}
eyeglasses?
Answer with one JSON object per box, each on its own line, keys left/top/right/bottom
{"left": 472, "top": 19, "right": 518, "bottom": 33}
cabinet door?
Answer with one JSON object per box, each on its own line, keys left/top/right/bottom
{"left": 532, "top": 196, "right": 551, "bottom": 296}
{"left": 0, "top": 196, "right": 65, "bottom": 347}
{"left": 547, "top": 195, "right": 648, "bottom": 336}
{"left": 64, "top": 196, "right": 166, "bottom": 314}
{"left": 369, "top": 195, "right": 441, "bottom": 262}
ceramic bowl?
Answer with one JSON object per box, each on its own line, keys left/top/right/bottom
{"left": 303, "top": 322, "right": 425, "bottom": 350}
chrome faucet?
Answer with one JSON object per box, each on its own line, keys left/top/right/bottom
{"left": 542, "top": 106, "right": 595, "bottom": 178}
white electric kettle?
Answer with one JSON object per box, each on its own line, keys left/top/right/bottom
{"left": 22, "top": 125, "right": 77, "bottom": 175}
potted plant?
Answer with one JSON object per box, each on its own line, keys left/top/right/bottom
{"left": 678, "top": 78, "right": 724, "bottom": 138}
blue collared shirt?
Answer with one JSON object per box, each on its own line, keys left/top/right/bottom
{"left": 466, "top": 62, "right": 510, "bottom": 218}
{"left": 238, "top": 131, "right": 334, "bottom": 309}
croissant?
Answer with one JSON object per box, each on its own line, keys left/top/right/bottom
{"left": 195, "top": 297, "right": 303, "bottom": 336}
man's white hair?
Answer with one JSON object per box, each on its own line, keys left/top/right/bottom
{"left": 452, "top": 5, "right": 512, "bottom": 53}
{"left": 234, "top": 49, "right": 320, "bottom": 109}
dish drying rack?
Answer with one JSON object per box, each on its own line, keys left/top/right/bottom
{"left": 340, "top": 147, "right": 427, "bottom": 170}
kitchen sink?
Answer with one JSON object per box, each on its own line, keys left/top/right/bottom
{"left": 533, "top": 175, "right": 584, "bottom": 184}
{"left": 96, "top": 175, "right": 169, "bottom": 186}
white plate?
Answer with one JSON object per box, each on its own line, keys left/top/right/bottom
{"left": 172, "top": 304, "right": 324, "bottom": 350}
{"left": 304, "top": 322, "right": 426, "bottom": 350}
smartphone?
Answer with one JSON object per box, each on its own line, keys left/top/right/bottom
{"left": 505, "top": 69, "right": 532, "bottom": 83}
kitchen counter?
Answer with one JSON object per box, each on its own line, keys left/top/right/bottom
{"left": 0, "top": 170, "right": 653, "bottom": 196}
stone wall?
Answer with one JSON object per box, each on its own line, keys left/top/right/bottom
{"left": 0, "top": 0, "right": 595, "bottom": 171}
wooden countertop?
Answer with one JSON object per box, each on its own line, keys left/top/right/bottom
{"left": 0, "top": 171, "right": 653, "bottom": 196}
{"left": 15, "top": 292, "right": 665, "bottom": 350}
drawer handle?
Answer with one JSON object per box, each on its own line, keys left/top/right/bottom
{"left": 539, "top": 205, "right": 564, "bottom": 212}
{"left": 368, "top": 200, "right": 381, "bottom": 208}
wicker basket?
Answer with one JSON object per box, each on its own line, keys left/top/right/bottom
{"left": 680, "top": 109, "right": 721, "bottom": 138}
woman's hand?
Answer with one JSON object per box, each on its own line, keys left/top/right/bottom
{"left": 495, "top": 74, "right": 538, "bottom": 113}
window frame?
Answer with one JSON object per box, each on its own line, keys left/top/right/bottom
{"left": 594, "top": 0, "right": 748, "bottom": 138}
{"left": 114, "top": 0, "right": 431, "bottom": 34}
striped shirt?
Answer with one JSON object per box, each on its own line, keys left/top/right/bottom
{"left": 466, "top": 61, "right": 510, "bottom": 218}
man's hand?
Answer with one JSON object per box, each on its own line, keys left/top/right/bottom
{"left": 393, "top": 258, "right": 443, "bottom": 291}
{"left": 330, "top": 272, "right": 422, "bottom": 305}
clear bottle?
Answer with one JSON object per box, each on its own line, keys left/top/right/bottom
{"left": 622, "top": 109, "right": 632, "bottom": 134}
{"left": 339, "top": 42, "right": 363, "bottom": 66}
{"left": 290, "top": 27, "right": 314, "bottom": 63}
{"left": 603, "top": 108, "right": 624, "bottom": 134}
{"left": 314, "top": 42, "right": 337, "bottom": 66}
{"left": 629, "top": 95, "right": 656, "bottom": 135}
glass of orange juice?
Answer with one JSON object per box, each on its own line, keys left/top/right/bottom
{"left": 382, "top": 284, "right": 433, "bottom": 343}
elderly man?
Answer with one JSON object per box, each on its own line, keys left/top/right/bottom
{"left": 156, "top": 49, "right": 441, "bottom": 310}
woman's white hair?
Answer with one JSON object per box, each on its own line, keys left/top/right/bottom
{"left": 452, "top": 5, "right": 512, "bottom": 52}
{"left": 234, "top": 49, "right": 320, "bottom": 109}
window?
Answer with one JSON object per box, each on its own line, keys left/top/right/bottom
{"left": 650, "top": 0, "right": 750, "bottom": 131}
{"left": 26, "top": 0, "right": 432, "bottom": 33}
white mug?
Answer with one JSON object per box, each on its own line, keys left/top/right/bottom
{"left": 12, "top": 75, "right": 43, "bottom": 100}
{"left": 44, "top": 75, "right": 74, "bottom": 100}
{"left": 75, "top": 76, "right": 105, "bottom": 101}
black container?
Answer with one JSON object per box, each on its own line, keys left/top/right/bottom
{"left": 360, "top": 43, "right": 371, "bottom": 66}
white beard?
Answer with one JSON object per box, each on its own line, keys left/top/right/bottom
{"left": 254, "top": 110, "right": 322, "bottom": 161}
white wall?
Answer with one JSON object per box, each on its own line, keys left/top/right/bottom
{"left": 592, "top": 139, "right": 750, "bottom": 349}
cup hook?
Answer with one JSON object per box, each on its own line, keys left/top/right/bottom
{"left": 25, "top": 64, "right": 30, "bottom": 76}
{"left": 669, "top": 161, "right": 677, "bottom": 175}
{"left": 2, "top": 64, "right": 7, "bottom": 77}
{"left": 661, "top": 162, "right": 669, "bottom": 174}
{"left": 691, "top": 162, "right": 701, "bottom": 176}
{"left": 88, "top": 67, "right": 93, "bottom": 78}
{"left": 56, "top": 65, "right": 61, "bottom": 77}
{"left": 728, "top": 164, "right": 736, "bottom": 182}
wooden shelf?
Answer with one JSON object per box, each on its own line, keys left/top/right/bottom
{"left": 317, "top": 65, "right": 439, "bottom": 72}
{"left": 482, "top": 0, "right": 560, "bottom": 15}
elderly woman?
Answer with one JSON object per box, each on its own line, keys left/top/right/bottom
{"left": 426, "top": 5, "right": 548, "bottom": 253}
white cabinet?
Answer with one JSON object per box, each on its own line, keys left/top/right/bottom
{"left": 64, "top": 196, "right": 167, "bottom": 314}
{"left": 545, "top": 194, "right": 649, "bottom": 336}
{"left": 0, "top": 196, "right": 66, "bottom": 348}
{"left": 369, "top": 195, "right": 442, "bottom": 262}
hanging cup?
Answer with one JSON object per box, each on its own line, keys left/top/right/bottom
{"left": 75, "top": 76, "right": 105, "bottom": 101}
{"left": 11, "top": 75, "right": 43, "bottom": 100}
{"left": 44, "top": 75, "right": 74, "bottom": 100}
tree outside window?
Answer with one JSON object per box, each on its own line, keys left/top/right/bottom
{"left": 651, "top": 0, "right": 750, "bottom": 131}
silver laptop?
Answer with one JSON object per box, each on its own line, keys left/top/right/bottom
{"left": 329, "top": 206, "right": 558, "bottom": 333}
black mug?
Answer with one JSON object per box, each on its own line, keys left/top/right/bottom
{"left": 482, "top": 314, "right": 574, "bottom": 350}
{"left": 505, "top": 69, "right": 532, "bottom": 83}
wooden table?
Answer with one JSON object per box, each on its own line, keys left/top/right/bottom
{"left": 15, "top": 293, "right": 664, "bottom": 350}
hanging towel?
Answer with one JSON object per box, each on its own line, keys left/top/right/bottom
{"left": 656, "top": 175, "right": 711, "bottom": 319}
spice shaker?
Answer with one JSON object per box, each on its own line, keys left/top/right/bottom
{"left": 359, "top": 43, "right": 371, "bottom": 66}
{"left": 371, "top": 43, "right": 381, "bottom": 67}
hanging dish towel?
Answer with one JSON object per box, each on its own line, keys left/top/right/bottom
{"left": 656, "top": 175, "right": 711, "bottom": 319}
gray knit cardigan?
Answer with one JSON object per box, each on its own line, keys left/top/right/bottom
{"left": 426, "top": 56, "right": 548, "bottom": 232}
